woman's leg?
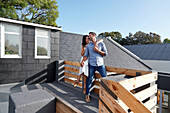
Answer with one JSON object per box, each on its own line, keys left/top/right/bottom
{"left": 74, "top": 73, "right": 83, "bottom": 87}
{"left": 83, "top": 75, "right": 87, "bottom": 94}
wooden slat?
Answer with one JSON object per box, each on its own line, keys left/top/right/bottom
{"left": 94, "top": 73, "right": 101, "bottom": 79}
{"left": 102, "top": 79, "right": 152, "bottom": 113}
{"left": 105, "top": 66, "right": 151, "bottom": 76}
{"left": 100, "top": 86, "right": 126, "bottom": 113}
{"left": 94, "top": 81, "right": 101, "bottom": 86}
{"left": 64, "top": 61, "right": 80, "bottom": 67}
{"left": 64, "top": 67, "right": 79, "bottom": 74}
{"left": 99, "top": 100, "right": 110, "bottom": 113}
{"left": 134, "top": 84, "right": 157, "bottom": 101}
{"left": 119, "top": 72, "right": 157, "bottom": 90}
{"left": 94, "top": 88, "right": 99, "bottom": 94}
{"left": 105, "top": 66, "right": 126, "bottom": 73}
{"left": 64, "top": 72, "right": 82, "bottom": 81}
{"left": 64, "top": 77, "right": 82, "bottom": 87}
{"left": 157, "top": 90, "right": 164, "bottom": 104}
{"left": 144, "top": 96, "right": 157, "bottom": 111}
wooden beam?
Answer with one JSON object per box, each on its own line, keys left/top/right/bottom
{"left": 144, "top": 96, "right": 157, "bottom": 111}
{"left": 134, "top": 84, "right": 157, "bottom": 101}
{"left": 119, "top": 72, "right": 157, "bottom": 90}
{"left": 105, "top": 66, "right": 126, "bottom": 73}
{"left": 99, "top": 100, "right": 110, "bottom": 113}
{"left": 94, "top": 80, "right": 101, "bottom": 86}
{"left": 100, "top": 86, "right": 126, "bottom": 113}
{"left": 94, "top": 73, "right": 101, "bottom": 79}
{"left": 102, "top": 79, "right": 151, "bottom": 113}
{"left": 105, "top": 66, "right": 151, "bottom": 76}
{"left": 64, "top": 72, "right": 82, "bottom": 81}
{"left": 64, "top": 67, "right": 79, "bottom": 74}
{"left": 64, "top": 61, "right": 80, "bottom": 67}
{"left": 64, "top": 77, "right": 82, "bottom": 87}
{"left": 94, "top": 88, "right": 99, "bottom": 94}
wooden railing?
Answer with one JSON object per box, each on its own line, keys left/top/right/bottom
{"left": 61, "top": 60, "right": 157, "bottom": 113}
{"left": 63, "top": 60, "right": 152, "bottom": 94}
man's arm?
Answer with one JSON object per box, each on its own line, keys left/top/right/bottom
{"left": 94, "top": 46, "right": 106, "bottom": 56}
{"left": 94, "top": 42, "right": 107, "bottom": 56}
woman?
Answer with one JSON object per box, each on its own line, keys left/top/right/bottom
{"left": 74, "top": 35, "right": 103, "bottom": 94}
{"left": 74, "top": 35, "right": 90, "bottom": 94}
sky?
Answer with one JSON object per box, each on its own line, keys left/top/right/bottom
{"left": 57, "top": 0, "right": 170, "bottom": 42}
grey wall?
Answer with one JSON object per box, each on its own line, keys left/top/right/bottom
{"left": 0, "top": 24, "right": 60, "bottom": 84}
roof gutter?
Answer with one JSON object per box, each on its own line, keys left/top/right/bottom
{"left": 0, "top": 17, "right": 62, "bottom": 31}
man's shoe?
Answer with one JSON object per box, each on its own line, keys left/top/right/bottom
{"left": 85, "top": 95, "right": 90, "bottom": 102}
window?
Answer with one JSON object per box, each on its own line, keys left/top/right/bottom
{"left": 0, "top": 23, "right": 22, "bottom": 58}
{"left": 35, "top": 28, "right": 50, "bottom": 59}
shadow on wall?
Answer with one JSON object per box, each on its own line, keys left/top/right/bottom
{"left": 25, "top": 61, "right": 57, "bottom": 85}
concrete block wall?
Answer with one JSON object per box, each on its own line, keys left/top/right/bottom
{"left": 0, "top": 24, "right": 60, "bottom": 84}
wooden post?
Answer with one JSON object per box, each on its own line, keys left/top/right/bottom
{"left": 168, "top": 93, "right": 170, "bottom": 109}
{"left": 56, "top": 60, "right": 65, "bottom": 82}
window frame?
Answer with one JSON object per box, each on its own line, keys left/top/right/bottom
{"left": 0, "top": 22, "right": 22, "bottom": 58}
{"left": 35, "top": 27, "right": 51, "bottom": 59}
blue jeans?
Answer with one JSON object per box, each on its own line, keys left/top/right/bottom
{"left": 86, "top": 64, "right": 106, "bottom": 95}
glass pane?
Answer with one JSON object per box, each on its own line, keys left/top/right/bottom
{"left": 5, "top": 34, "right": 19, "bottom": 55}
{"left": 5, "top": 24, "right": 19, "bottom": 33}
{"left": 37, "top": 29, "right": 48, "bottom": 37}
{"left": 37, "top": 37, "right": 48, "bottom": 56}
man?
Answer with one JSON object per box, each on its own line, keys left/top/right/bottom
{"left": 80, "top": 32, "right": 107, "bottom": 102}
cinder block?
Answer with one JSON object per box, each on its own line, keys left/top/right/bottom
{"left": 9, "top": 89, "right": 55, "bottom": 113}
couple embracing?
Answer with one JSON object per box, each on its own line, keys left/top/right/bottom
{"left": 74, "top": 32, "right": 108, "bottom": 102}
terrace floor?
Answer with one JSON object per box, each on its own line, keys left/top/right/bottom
{"left": 0, "top": 81, "right": 170, "bottom": 113}
{"left": 0, "top": 81, "right": 98, "bottom": 113}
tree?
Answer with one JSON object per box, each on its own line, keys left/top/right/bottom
{"left": 98, "top": 31, "right": 122, "bottom": 43}
{"left": 0, "top": 0, "right": 59, "bottom": 26}
{"left": 124, "top": 31, "right": 162, "bottom": 45}
{"left": 163, "top": 38, "right": 170, "bottom": 43}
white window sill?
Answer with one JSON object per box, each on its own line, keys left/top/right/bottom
{"left": 35, "top": 56, "right": 51, "bottom": 59}
{"left": 1, "top": 55, "right": 22, "bottom": 58}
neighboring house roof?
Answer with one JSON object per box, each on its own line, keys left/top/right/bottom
{"left": 60, "top": 32, "right": 152, "bottom": 71}
{"left": 0, "top": 17, "right": 62, "bottom": 31}
{"left": 124, "top": 44, "right": 170, "bottom": 61}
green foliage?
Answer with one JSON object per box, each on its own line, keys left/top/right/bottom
{"left": 37, "top": 46, "right": 47, "bottom": 56}
{"left": 98, "top": 31, "right": 122, "bottom": 43}
{"left": 99, "top": 31, "right": 162, "bottom": 45}
{"left": 0, "top": 0, "right": 59, "bottom": 26}
{"left": 163, "top": 38, "right": 170, "bottom": 43}
{"left": 5, "top": 40, "right": 19, "bottom": 54}
{"left": 123, "top": 31, "right": 162, "bottom": 45}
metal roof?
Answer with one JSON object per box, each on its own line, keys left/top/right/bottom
{"left": 124, "top": 43, "right": 170, "bottom": 61}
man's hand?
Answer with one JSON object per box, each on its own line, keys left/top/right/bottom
{"left": 94, "top": 45, "right": 99, "bottom": 52}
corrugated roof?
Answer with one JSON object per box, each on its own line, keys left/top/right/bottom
{"left": 60, "top": 32, "right": 152, "bottom": 71}
{"left": 124, "top": 43, "right": 170, "bottom": 61}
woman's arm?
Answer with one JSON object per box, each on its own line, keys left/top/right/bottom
{"left": 81, "top": 46, "right": 86, "bottom": 56}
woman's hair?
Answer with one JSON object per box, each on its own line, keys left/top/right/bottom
{"left": 82, "top": 35, "right": 89, "bottom": 47}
